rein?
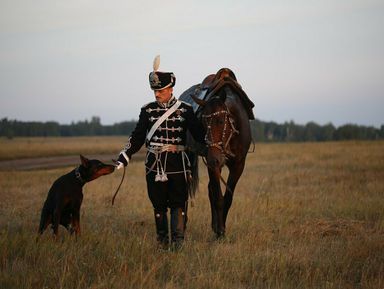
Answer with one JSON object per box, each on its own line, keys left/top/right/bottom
{"left": 111, "top": 166, "right": 126, "bottom": 205}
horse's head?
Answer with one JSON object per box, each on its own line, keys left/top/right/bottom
{"left": 193, "top": 95, "right": 238, "bottom": 169}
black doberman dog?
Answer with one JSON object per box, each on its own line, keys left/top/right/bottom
{"left": 38, "top": 155, "right": 115, "bottom": 237}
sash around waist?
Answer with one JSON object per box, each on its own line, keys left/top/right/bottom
{"left": 147, "top": 142, "right": 186, "bottom": 154}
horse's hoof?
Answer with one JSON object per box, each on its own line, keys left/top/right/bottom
{"left": 216, "top": 231, "right": 225, "bottom": 240}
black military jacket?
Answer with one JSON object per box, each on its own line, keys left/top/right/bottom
{"left": 118, "top": 96, "right": 205, "bottom": 174}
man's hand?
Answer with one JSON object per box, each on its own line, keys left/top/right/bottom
{"left": 115, "top": 161, "right": 124, "bottom": 170}
{"left": 114, "top": 151, "right": 129, "bottom": 170}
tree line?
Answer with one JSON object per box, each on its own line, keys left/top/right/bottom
{"left": 1, "top": 116, "right": 383, "bottom": 142}
{"left": 250, "top": 119, "right": 383, "bottom": 142}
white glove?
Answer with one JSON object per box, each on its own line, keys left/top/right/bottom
{"left": 116, "top": 161, "right": 124, "bottom": 170}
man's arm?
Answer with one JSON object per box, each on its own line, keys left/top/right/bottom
{"left": 117, "top": 107, "right": 148, "bottom": 167}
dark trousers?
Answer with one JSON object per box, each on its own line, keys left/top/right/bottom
{"left": 146, "top": 172, "right": 188, "bottom": 211}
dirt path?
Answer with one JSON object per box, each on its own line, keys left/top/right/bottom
{"left": 0, "top": 154, "right": 144, "bottom": 171}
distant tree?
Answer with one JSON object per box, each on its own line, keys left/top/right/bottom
{"left": 0, "top": 118, "right": 14, "bottom": 139}
{"left": 304, "top": 122, "right": 321, "bottom": 141}
{"left": 284, "top": 120, "right": 296, "bottom": 142}
{"left": 321, "top": 123, "right": 336, "bottom": 141}
{"left": 89, "top": 116, "right": 102, "bottom": 135}
{"left": 334, "top": 124, "right": 361, "bottom": 140}
{"left": 250, "top": 119, "right": 265, "bottom": 142}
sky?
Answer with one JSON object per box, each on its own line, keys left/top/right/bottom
{"left": 0, "top": 0, "right": 383, "bottom": 127}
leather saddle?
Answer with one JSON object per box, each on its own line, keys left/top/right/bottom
{"left": 192, "top": 68, "right": 255, "bottom": 120}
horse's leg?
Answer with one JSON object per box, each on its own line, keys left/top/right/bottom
{"left": 208, "top": 169, "right": 225, "bottom": 238}
{"left": 208, "top": 171, "right": 220, "bottom": 234}
{"left": 208, "top": 183, "right": 217, "bottom": 233}
{"left": 223, "top": 160, "right": 245, "bottom": 226}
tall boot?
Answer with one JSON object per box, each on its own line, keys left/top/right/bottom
{"left": 154, "top": 210, "right": 169, "bottom": 250}
{"left": 170, "top": 207, "right": 185, "bottom": 251}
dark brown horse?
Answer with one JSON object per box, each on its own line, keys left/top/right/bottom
{"left": 180, "top": 68, "right": 254, "bottom": 238}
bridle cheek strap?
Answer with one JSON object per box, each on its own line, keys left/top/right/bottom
{"left": 202, "top": 109, "right": 239, "bottom": 157}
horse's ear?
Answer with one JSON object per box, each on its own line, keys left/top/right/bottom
{"left": 191, "top": 94, "right": 207, "bottom": 107}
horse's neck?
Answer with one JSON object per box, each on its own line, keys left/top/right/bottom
{"left": 224, "top": 88, "right": 251, "bottom": 153}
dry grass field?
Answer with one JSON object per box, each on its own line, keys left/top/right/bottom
{"left": 0, "top": 138, "right": 383, "bottom": 289}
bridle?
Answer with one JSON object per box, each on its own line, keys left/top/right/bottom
{"left": 201, "top": 104, "right": 239, "bottom": 158}
{"left": 201, "top": 103, "right": 239, "bottom": 195}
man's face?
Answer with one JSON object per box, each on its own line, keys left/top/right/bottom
{"left": 154, "top": 87, "right": 173, "bottom": 103}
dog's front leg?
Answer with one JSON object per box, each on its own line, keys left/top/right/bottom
{"left": 72, "top": 206, "right": 81, "bottom": 236}
{"left": 52, "top": 207, "right": 62, "bottom": 237}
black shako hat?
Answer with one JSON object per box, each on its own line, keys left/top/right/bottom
{"left": 149, "top": 55, "right": 176, "bottom": 90}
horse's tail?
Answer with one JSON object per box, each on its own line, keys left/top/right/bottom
{"left": 187, "top": 150, "right": 199, "bottom": 199}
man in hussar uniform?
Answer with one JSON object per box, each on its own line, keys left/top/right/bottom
{"left": 116, "top": 55, "right": 205, "bottom": 250}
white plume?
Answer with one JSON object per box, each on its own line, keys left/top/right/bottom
{"left": 153, "top": 55, "right": 160, "bottom": 71}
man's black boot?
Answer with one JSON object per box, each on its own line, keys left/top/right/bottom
{"left": 154, "top": 210, "right": 169, "bottom": 250}
{"left": 170, "top": 207, "right": 185, "bottom": 251}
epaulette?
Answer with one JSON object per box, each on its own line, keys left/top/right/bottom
{"left": 141, "top": 101, "right": 155, "bottom": 109}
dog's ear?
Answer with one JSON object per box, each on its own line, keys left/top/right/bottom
{"left": 80, "top": 155, "right": 89, "bottom": 167}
